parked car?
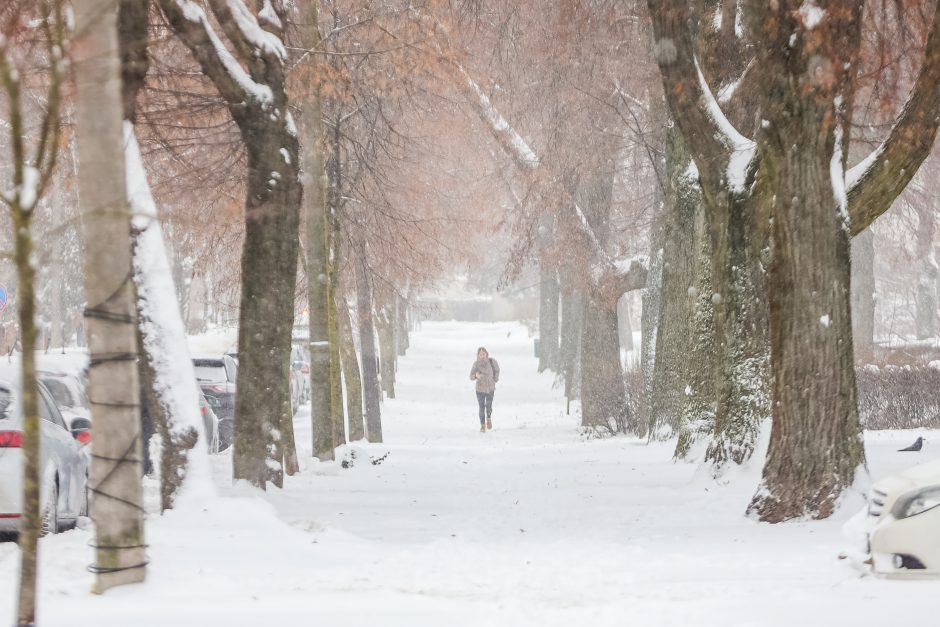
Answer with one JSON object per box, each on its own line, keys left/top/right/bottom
{"left": 198, "top": 390, "right": 221, "bottom": 454}
{"left": 866, "top": 458, "right": 940, "bottom": 577}
{"left": 193, "top": 355, "right": 237, "bottom": 450}
{"left": 0, "top": 379, "right": 90, "bottom": 536}
{"left": 38, "top": 370, "right": 91, "bottom": 429}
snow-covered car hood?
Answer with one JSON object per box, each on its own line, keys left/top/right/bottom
{"left": 872, "top": 458, "right": 940, "bottom": 495}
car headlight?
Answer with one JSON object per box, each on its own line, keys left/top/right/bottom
{"left": 892, "top": 486, "right": 940, "bottom": 519}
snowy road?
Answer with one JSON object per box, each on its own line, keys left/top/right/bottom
{"left": 1, "top": 321, "right": 937, "bottom": 626}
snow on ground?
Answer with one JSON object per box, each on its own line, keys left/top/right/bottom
{"left": 0, "top": 321, "right": 937, "bottom": 625}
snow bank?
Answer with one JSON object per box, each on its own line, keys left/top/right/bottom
{"left": 126, "top": 123, "right": 215, "bottom": 505}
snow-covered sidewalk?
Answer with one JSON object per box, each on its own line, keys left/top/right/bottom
{"left": 0, "top": 321, "right": 937, "bottom": 626}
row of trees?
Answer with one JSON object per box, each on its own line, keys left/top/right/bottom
{"left": 448, "top": 0, "right": 940, "bottom": 523}
{"left": 5, "top": 0, "right": 940, "bottom": 622}
{"left": 3, "top": 0, "right": 502, "bottom": 623}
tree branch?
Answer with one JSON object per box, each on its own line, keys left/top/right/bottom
{"left": 155, "top": 0, "right": 266, "bottom": 106}
{"left": 847, "top": 3, "right": 940, "bottom": 235}
{"left": 646, "top": 0, "right": 750, "bottom": 191}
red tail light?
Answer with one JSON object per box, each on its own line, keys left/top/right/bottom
{"left": 0, "top": 431, "right": 23, "bottom": 448}
{"left": 76, "top": 431, "right": 92, "bottom": 445}
{"left": 201, "top": 405, "right": 207, "bottom": 417}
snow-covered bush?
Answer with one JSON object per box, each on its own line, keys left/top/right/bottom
{"left": 857, "top": 366, "right": 940, "bottom": 430}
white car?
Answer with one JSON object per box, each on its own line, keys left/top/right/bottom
{"left": 39, "top": 370, "right": 91, "bottom": 430}
{"left": 0, "top": 379, "right": 90, "bottom": 536}
{"left": 866, "top": 457, "right": 940, "bottom": 577}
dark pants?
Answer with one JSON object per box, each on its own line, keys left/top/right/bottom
{"left": 476, "top": 391, "right": 494, "bottom": 424}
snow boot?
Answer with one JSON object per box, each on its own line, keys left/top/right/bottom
{"left": 486, "top": 417, "right": 492, "bottom": 430}
{"left": 480, "top": 424, "right": 486, "bottom": 433}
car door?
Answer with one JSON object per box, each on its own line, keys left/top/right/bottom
{"left": 38, "top": 386, "right": 83, "bottom": 518}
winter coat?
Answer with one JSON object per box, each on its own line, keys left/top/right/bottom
{"left": 470, "top": 357, "right": 500, "bottom": 393}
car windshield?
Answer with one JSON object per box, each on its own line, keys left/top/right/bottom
{"left": 42, "top": 378, "right": 74, "bottom": 408}
{"left": 194, "top": 359, "right": 227, "bottom": 383}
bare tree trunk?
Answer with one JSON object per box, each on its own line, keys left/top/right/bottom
{"left": 538, "top": 211, "right": 560, "bottom": 373}
{"left": 650, "top": 130, "right": 700, "bottom": 439}
{"left": 397, "top": 294, "right": 410, "bottom": 357}
{"left": 377, "top": 304, "right": 397, "bottom": 400}
{"left": 339, "top": 295, "right": 365, "bottom": 441}
{"left": 579, "top": 291, "right": 625, "bottom": 431}
{"left": 672, "top": 222, "right": 716, "bottom": 458}
{"left": 73, "top": 0, "right": 146, "bottom": 590}
{"left": 559, "top": 281, "right": 582, "bottom": 402}
{"left": 575, "top": 172, "right": 627, "bottom": 431}
{"left": 327, "top": 207, "right": 346, "bottom": 452}
{"left": 2, "top": 2, "right": 64, "bottom": 617}
{"left": 233, "top": 129, "right": 300, "bottom": 488}
{"left": 748, "top": 4, "right": 866, "bottom": 520}
{"left": 296, "top": 0, "right": 334, "bottom": 462}
{"left": 851, "top": 228, "right": 876, "bottom": 362}
{"left": 640, "top": 239, "right": 662, "bottom": 432}
{"left": 355, "top": 245, "right": 383, "bottom": 442}
{"left": 13, "top": 217, "right": 41, "bottom": 625}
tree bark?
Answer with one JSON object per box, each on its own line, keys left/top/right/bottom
{"left": 640, "top": 232, "right": 663, "bottom": 433}
{"left": 559, "top": 281, "right": 583, "bottom": 402}
{"left": 377, "top": 304, "right": 397, "bottom": 399}
{"left": 538, "top": 210, "right": 560, "bottom": 373}
{"left": 575, "top": 172, "right": 627, "bottom": 431}
{"left": 73, "top": 0, "right": 146, "bottom": 589}
{"left": 339, "top": 294, "right": 365, "bottom": 441}
{"left": 355, "top": 245, "right": 383, "bottom": 441}
{"left": 579, "top": 290, "right": 625, "bottom": 431}
{"left": 650, "top": 130, "right": 701, "bottom": 439}
{"left": 327, "top": 194, "right": 346, "bottom": 452}
{"left": 746, "top": 1, "right": 866, "bottom": 521}
{"left": 397, "top": 294, "right": 410, "bottom": 357}
{"left": 13, "top": 212, "right": 41, "bottom": 624}
{"left": 295, "top": 0, "right": 334, "bottom": 462}
{"left": 233, "top": 122, "right": 300, "bottom": 488}
{"left": 1, "top": 22, "right": 53, "bottom": 621}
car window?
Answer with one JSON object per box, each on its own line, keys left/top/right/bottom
{"left": 42, "top": 378, "right": 74, "bottom": 408}
{"left": 0, "top": 387, "right": 11, "bottom": 420}
{"left": 39, "top": 387, "right": 68, "bottom": 430}
{"left": 193, "top": 359, "right": 227, "bottom": 383}
{"left": 223, "top": 356, "right": 238, "bottom": 383}
{"left": 75, "top": 385, "right": 89, "bottom": 409}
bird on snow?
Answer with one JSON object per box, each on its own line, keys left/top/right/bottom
{"left": 897, "top": 437, "right": 925, "bottom": 452}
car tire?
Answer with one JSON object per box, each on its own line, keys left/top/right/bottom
{"left": 40, "top": 481, "right": 58, "bottom": 536}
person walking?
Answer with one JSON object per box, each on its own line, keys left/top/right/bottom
{"left": 470, "top": 347, "right": 499, "bottom": 432}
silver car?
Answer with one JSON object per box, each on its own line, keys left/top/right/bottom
{"left": 0, "top": 379, "right": 89, "bottom": 536}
